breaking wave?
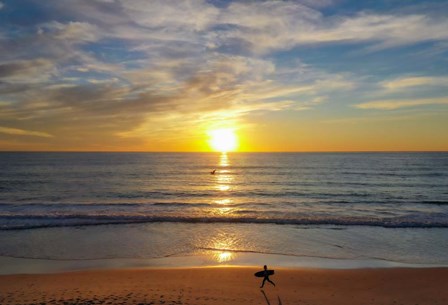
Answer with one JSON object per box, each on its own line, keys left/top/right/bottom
{"left": 1, "top": 213, "right": 448, "bottom": 230}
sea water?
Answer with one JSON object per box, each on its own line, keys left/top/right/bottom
{"left": 1, "top": 152, "right": 447, "bottom": 273}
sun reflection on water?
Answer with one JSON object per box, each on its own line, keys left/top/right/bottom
{"left": 216, "top": 207, "right": 233, "bottom": 215}
{"left": 212, "top": 198, "right": 235, "bottom": 215}
{"left": 219, "top": 152, "right": 229, "bottom": 167}
{"left": 208, "top": 153, "right": 238, "bottom": 263}
{"left": 212, "top": 153, "right": 237, "bottom": 216}
{"left": 217, "top": 184, "right": 230, "bottom": 191}
{"left": 214, "top": 153, "right": 233, "bottom": 192}
{"left": 214, "top": 198, "right": 232, "bottom": 205}
{"left": 208, "top": 231, "right": 237, "bottom": 264}
{"left": 215, "top": 251, "right": 233, "bottom": 263}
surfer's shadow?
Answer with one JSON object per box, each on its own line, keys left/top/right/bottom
{"left": 260, "top": 290, "right": 283, "bottom": 305}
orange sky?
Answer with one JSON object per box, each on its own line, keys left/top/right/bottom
{"left": 1, "top": 1, "right": 447, "bottom": 152}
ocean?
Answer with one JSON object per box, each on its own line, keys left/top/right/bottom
{"left": 1, "top": 152, "right": 447, "bottom": 273}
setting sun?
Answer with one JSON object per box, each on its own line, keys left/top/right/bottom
{"left": 209, "top": 129, "right": 238, "bottom": 152}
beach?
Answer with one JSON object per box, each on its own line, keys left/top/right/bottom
{"left": 1, "top": 267, "right": 448, "bottom": 305}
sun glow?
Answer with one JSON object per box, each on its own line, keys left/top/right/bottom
{"left": 209, "top": 129, "right": 238, "bottom": 152}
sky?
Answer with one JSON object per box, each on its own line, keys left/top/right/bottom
{"left": 0, "top": 0, "right": 447, "bottom": 152}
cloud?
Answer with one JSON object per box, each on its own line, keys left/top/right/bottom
{"left": 121, "top": 0, "right": 219, "bottom": 31}
{"left": 355, "top": 97, "right": 448, "bottom": 110}
{"left": 1, "top": 0, "right": 447, "bottom": 150}
{"left": 0, "top": 59, "right": 55, "bottom": 84}
{"left": 0, "top": 126, "right": 53, "bottom": 138}
{"left": 38, "top": 21, "right": 100, "bottom": 43}
{"left": 324, "top": 14, "right": 448, "bottom": 50}
{"left": 382, "top": 76, "right": 448, "bottom": 90}
{"left": 202, "top": 3, "right": 448, "bottom": 54}
{"left": 0, "top": 43, "right": 356, "bottom": 145}
{"left": 16, "top": 1, "right": 448, "bottom": 55}
{"left": 322, "top": 110, "right": 448, "bottom": 125}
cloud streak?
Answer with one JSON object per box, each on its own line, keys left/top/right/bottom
{"left": 0, "top": 126, "right": 53, "bottom": 138}
{"left": 382, "top": 76, "right": 448, "bottom": 90}
{"left": 355, "top": 97, "right": 448, "bottom": 110}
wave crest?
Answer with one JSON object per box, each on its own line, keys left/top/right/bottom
{"left": 1, "top": 214, "right": 448, "bottom": 230}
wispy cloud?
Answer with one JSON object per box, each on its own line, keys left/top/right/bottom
{"left": 0, "top": 126, "right": 53, "bottom": 138}
{"left": 355, "top": 97, "right": 448, "bottom": 110}
{"left": 382, "top": 76, "right": 448, "bottom": 90}
{"left": 0, "top": 59, "right": 56, "bottom": 84}
{"left": 205, "top": 3, "right": 448, "bottom": 54}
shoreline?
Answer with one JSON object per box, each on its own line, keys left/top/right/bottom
{"left": 1, "top": 266, "right": 448, "bottom": 305}
{"left": 2, "top": 252, "right": 447, "bottom": 276}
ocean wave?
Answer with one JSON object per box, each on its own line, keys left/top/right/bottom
{"left": 0, "top": 202, "right": 272, "bottom": 209}
{"left": 1, "top": 214, "right": 448, "bottom": 230}
{"left": 421, "top": 200, "right": 448, "bottom": 205}
{"left": 2, "top": 198, "right": 447, "bottom": 207}
{"left": 0, "top": 202, "right": 143, "bottom": 207}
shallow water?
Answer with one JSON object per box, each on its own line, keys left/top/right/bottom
{"left": 1, "top": 223, "right": 447, "bottom": 268}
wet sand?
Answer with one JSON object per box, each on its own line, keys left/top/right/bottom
{"left": 1, "top": 267, "right": 447, "bottom": 305}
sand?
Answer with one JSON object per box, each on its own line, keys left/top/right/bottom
{"left": 1, "top": 267, "right": 448, "bottom": 305}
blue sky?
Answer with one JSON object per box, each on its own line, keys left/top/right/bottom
{"left": 0, "top": 0, "right": 447, "bottom": 151}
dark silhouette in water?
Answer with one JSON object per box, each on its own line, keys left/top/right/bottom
{"left": 260, "top": 265, "right": 276, "bottom": 288}
{"left": 210, "top": 169, "right": 216, "bottom": 174}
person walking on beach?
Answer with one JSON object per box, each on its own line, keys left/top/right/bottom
{"left": 260, "top": 265, "right": 276, "bottom": 288}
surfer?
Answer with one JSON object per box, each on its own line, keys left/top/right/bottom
{"left": 260, "top": 265, "right": 276, "bottom": 288}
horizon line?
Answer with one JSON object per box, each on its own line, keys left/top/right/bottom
{"left": 1, "top": 150, "right": 447, "bottom": 153}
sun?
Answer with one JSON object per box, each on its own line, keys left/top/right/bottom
{"left": 209, "top": 128, "right": 238, "bottom": 152}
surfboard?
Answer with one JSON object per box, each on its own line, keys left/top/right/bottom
{"left": 254, "top": 270, "right": 274, "bottom": 277}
